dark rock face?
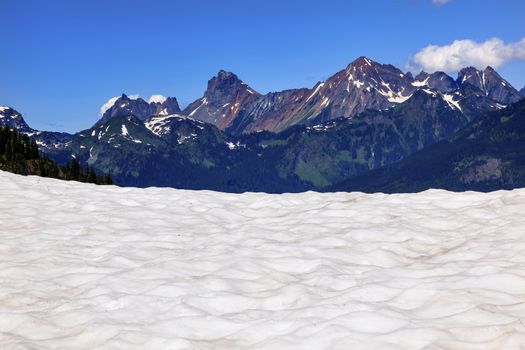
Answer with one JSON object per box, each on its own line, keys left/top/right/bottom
{"left": 519, "top": 86, "right": 525, "bottom": 98}
{"left": 151, "top": 97, "right": 181, "bottom": 117}
{"left": 457, "top": 67, "right": 521, "bottom": 104}
{"left": 182, "top": 70, "right": 261, "bottom": 129}
{"left": 98, "top": 94, "right": 182, "bottom": 125}
{"left": 0, "top": 106, "right": 33, "bottom": 132}
{"left": 414, "top": 71, "right": 459, "bottom": 93}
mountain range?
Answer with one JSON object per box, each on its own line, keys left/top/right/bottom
{"left": 329, "top": 98, "right": 525, "bottom": 193}
{"left": 1, "top": 57, "right": 524, "bottom": 192}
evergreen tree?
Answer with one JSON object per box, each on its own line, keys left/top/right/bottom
{"left": 0, "top": 127, "right": 114, "bottom": 185}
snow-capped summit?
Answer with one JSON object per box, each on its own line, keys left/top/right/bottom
{"left": 457, "top": 66, "right": 521, "bottom": 104}
{"left": 0, "top": 106, "right": 33, "bottom": 132}
{"left": 264, "top": 56, "right": 417, "bottom": 126}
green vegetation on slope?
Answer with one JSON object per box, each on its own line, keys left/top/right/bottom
{"left": 328, "top": 99, "right": 525, "bottom": 193}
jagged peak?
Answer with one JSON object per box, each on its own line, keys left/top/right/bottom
{"left": 215, "top": 70, "right": 239, "bottom": 81}
{"left": 350, "top": 56, "right": 377, "bottom": 68}
{"left": 205, "top": 70, "right": 259, "bottom": 97}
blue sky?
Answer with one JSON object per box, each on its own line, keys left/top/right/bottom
{"left": 1, "top": 0, "right": 524, "bottom": 132}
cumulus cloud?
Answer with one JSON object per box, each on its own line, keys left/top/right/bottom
{"left": 99, "top": 96, "right": 119, "bottom": 117}
{"left": 148, "top": 95, "right": 167, "bottom": 104}
{"left": 408, "top": 37, "right": 525, "bottom": 73}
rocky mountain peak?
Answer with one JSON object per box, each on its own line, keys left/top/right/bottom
{"left": 0, "top": 106, "right": 33, "bottom": 132}
{"left": 98, "top": 94, "right": 182, "bottom": 126}
{"left": 205, "top": 70, "right": 258, "bottom": 102}
{"left": 348, "top": 56, "right": 377, "bottom": 70}
{"left": 414, "top": 71, "right": 458, "bottom": 93}
{"left": 182, "top": 71, "right": 260, "bottom": 128}
{"left": 457, "top": 66, "right": 521, "bottom": 104}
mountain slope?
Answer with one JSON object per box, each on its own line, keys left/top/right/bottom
{"left": 68, "top": 113, "right": 307, "bottom": 192}
{"left": 246, "top": 89, "right": 469, "bottom": 188}
{"left": 329, "top": 99, "right": 525, "bottom": 193}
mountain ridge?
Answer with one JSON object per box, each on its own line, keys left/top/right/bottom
{"left": 328, "top": 98, "right": 525, "bottom": 193}
{"left": 2, "top": 57, "right": 523, "bottom": 193}
{"left": 92, "top": 57, "right": 520, "bottom": 135}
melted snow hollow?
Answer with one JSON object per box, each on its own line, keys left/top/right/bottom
{"left": 1, "top": 171, "right": 525, "bottom": 349}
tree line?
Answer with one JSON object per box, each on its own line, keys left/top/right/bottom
{"left": 0, "top": 126, "right": 113, "bottom": 185}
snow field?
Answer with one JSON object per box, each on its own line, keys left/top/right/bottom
{"left": 1, "top": 171, "right": 525, "bottom": 349}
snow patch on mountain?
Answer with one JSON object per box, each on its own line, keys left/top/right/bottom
{"left": 442, "top": 93, "right": 463, "bottom": 111}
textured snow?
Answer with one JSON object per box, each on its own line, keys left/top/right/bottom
{"left": 0, "top": 105, "right": 10, "bottom": 112}
{"left": 1, "top": 171, "right": 525, "bottom": 349}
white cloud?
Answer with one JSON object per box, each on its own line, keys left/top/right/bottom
{"left": 98, "top": 94, "right": 142, "bottom": 117}
{"left": 99, "top": 96, "right": 119, "bottom": 117}
{"left": 408, "top": 37, "right": 525, "bottom": 73}
{"left": 148, "top": 95, "right": 167, "bottom": 104}
{"left": 432, "top": 0, "right": 452, "bottom": 4}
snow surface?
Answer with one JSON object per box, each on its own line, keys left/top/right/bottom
{"left": 2, "top": 171, "right": 525, "bottom": 349}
